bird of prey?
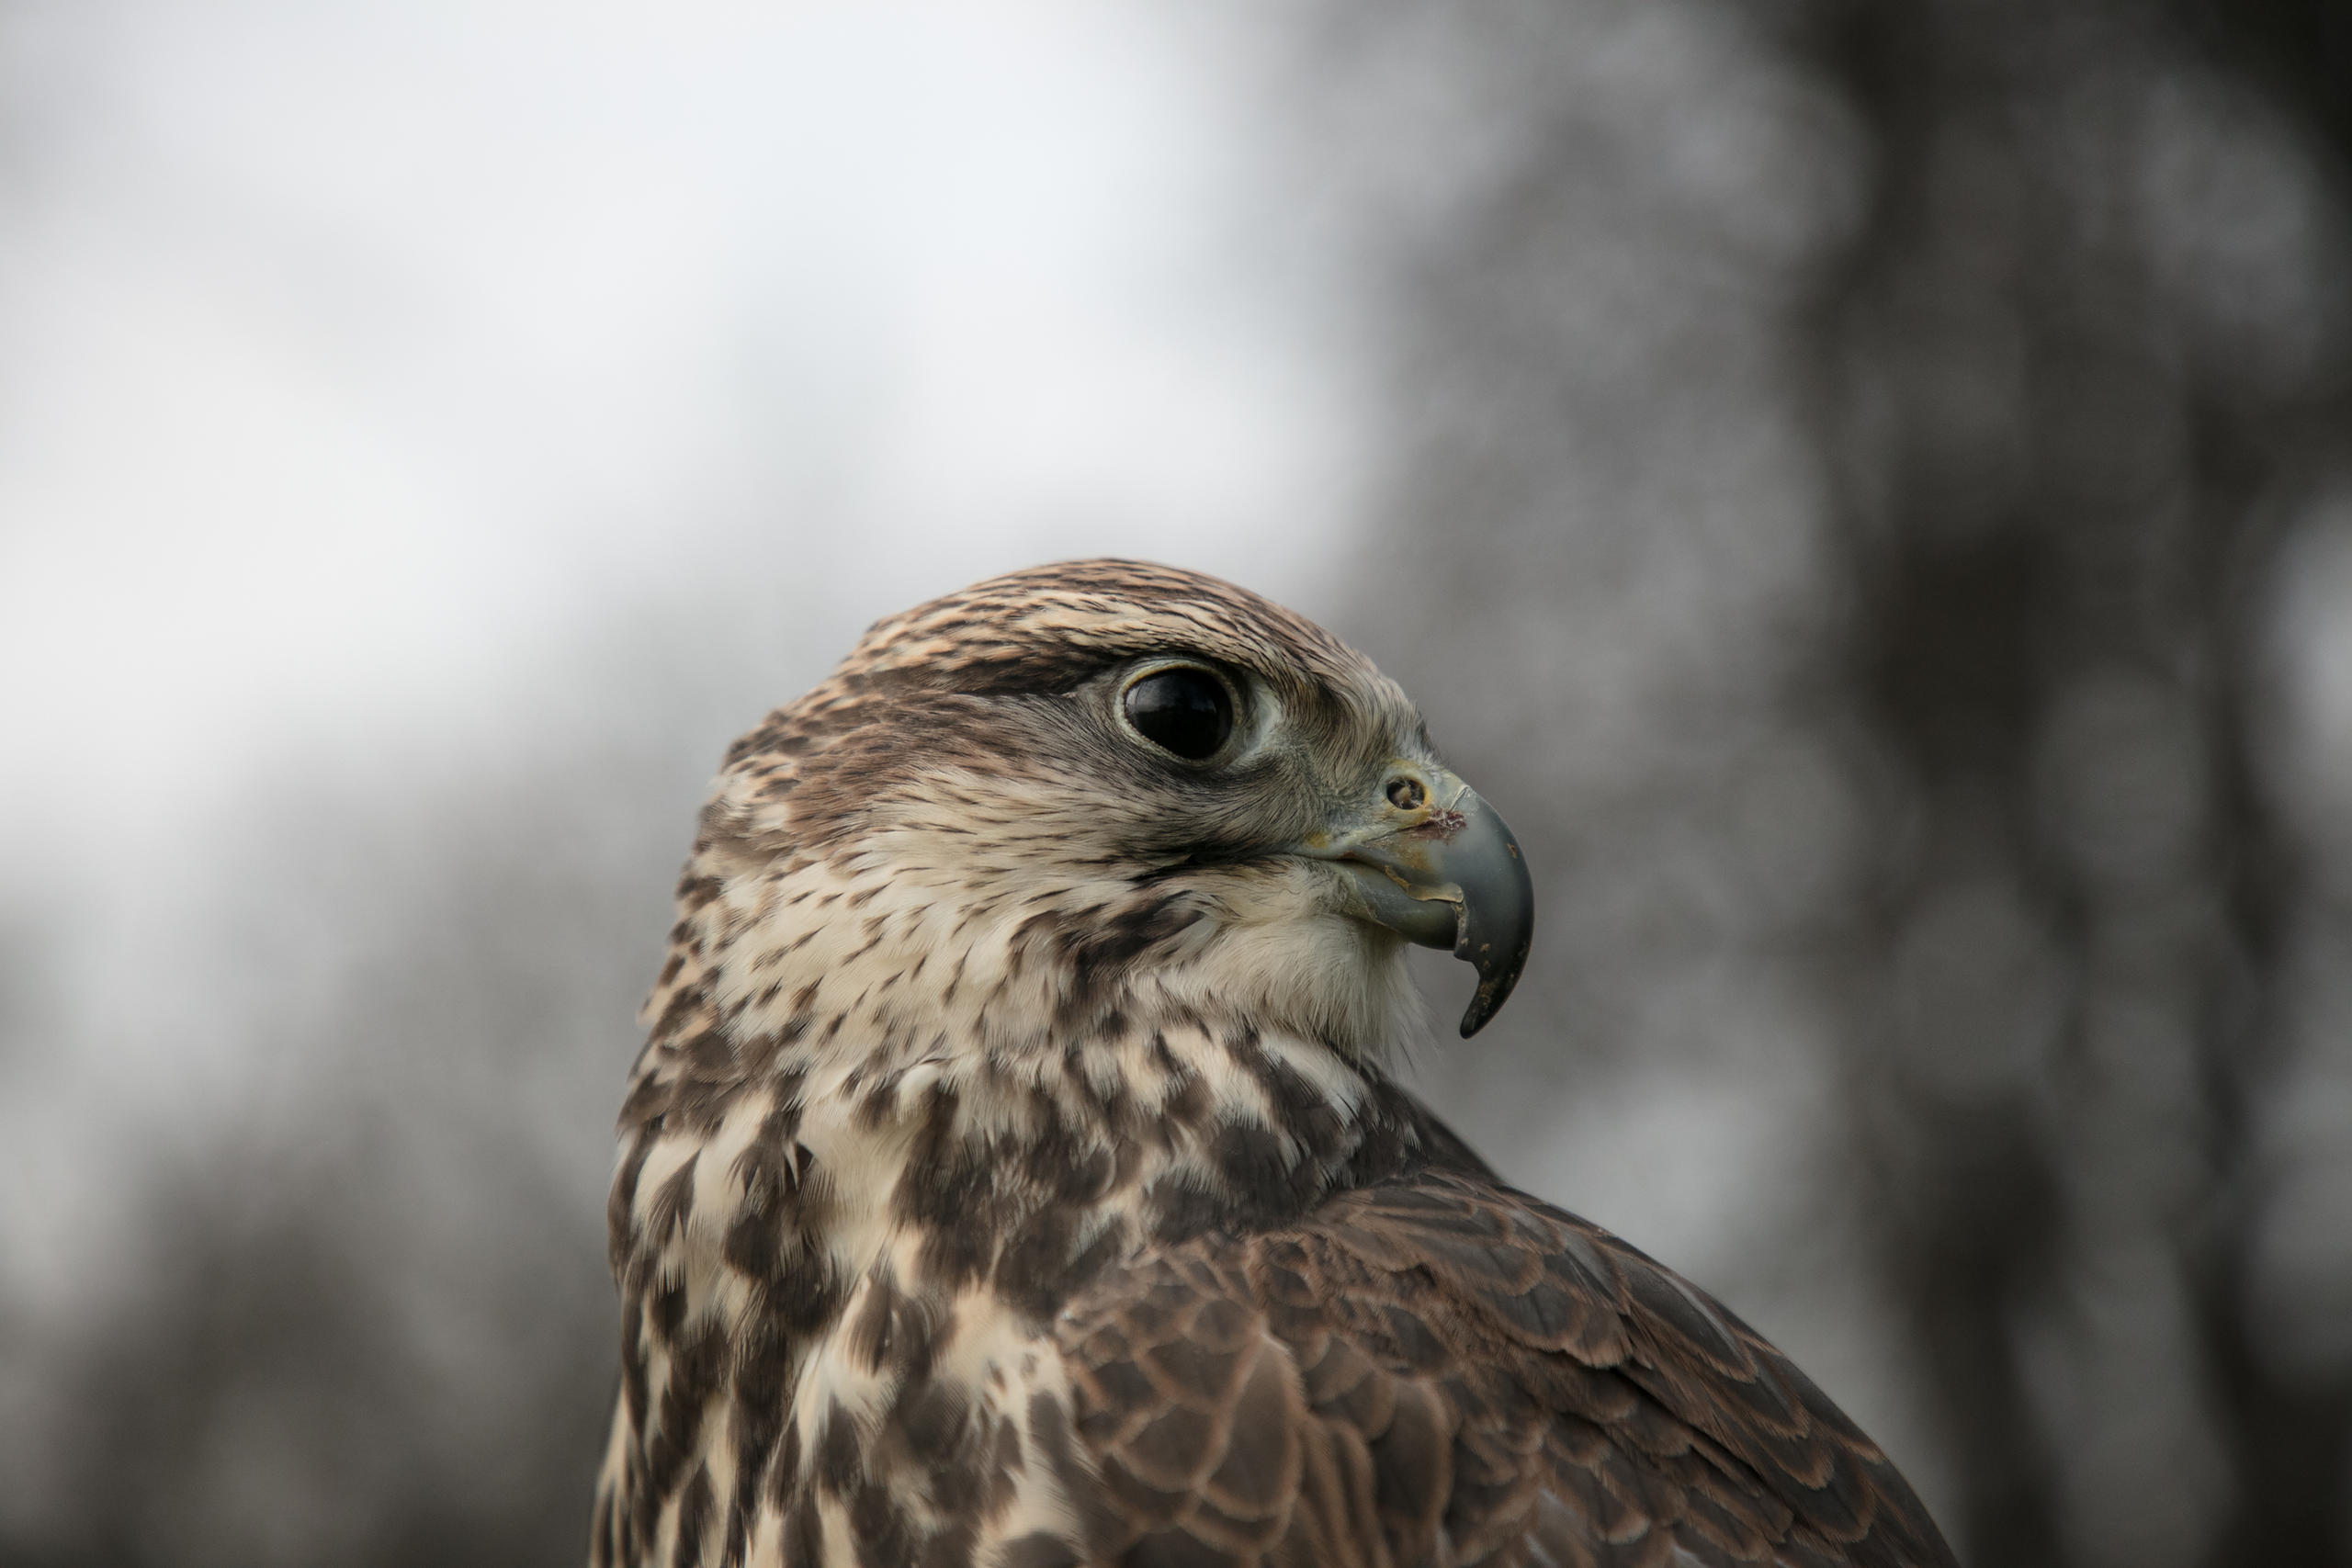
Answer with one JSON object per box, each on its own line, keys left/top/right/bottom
{"left": 591, "top": 559, "right": 1956, "bottom": 1568}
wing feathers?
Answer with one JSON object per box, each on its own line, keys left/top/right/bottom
{"left": 1057, "top": 1169, "right": 1958, "bottom": 1568}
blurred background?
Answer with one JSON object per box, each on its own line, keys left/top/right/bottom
{"left": 2, "top": 1, "right": 2349, "bottom": 1563}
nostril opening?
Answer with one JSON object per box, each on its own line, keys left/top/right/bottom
{"left": 1385, "top": 776, "right": 1426, "bottom": 810}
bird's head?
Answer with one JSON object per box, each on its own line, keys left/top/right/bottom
{"left": 660, "top": 559, "right": 1532, "bottom": 1076}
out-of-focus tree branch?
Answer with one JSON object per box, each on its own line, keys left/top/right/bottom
{"left": 1310, "top": 2, "right": 2352, "bottom": 1564}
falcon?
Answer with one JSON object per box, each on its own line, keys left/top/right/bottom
{"left": 591, "top": 559, "right": 1957, "bottom": 1568}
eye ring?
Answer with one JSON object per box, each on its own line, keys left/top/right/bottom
{"left": 1119, "top": 664, "right": 1238, "bottom": 762}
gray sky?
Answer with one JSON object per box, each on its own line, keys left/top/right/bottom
{"left": 0, "top": 0, "right": 1357, "bottom": 889}
{"left": 0, "top": 0, "right": 1373, "bottom": 1320}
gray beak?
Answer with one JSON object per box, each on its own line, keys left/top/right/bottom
{"left": 1298, "top": 766, "right": 1535, "bottom": 1037}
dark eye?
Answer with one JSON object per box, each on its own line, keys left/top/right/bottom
{"left": 1124, "top": 667, "right": 1234, "bottom": 761}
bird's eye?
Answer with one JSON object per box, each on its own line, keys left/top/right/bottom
{"left": 1123, "top": 667, "right": 1234, "bottom": 761}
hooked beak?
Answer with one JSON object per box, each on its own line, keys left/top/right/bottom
{"left": 1295, "top": 764, "right": 1534, "bottom": 1037}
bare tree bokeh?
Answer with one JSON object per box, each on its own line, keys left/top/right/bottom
{"left": 1313, "top": 3, "right": 2352, "bottom": 1565}
{"left": 5, "top": 4, "right": 2352, "bottom": 1566}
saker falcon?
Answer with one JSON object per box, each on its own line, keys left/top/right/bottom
{"left": 592, "top": 559, "right": 1957, "bottom": 1568}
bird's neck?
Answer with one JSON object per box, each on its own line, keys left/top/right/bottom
{"left": 608, "top": 846, "right": 1444, "bottom": 1349}
{"left": 596, "top": 849, "right": 1453, "bottom": 1567}
{"left": 609, "top": 977, "right": 1431, "bottom": 1337}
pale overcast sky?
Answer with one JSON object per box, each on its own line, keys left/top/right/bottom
{"left": 0, "top": 0, "right": 1361, "bottom": 891}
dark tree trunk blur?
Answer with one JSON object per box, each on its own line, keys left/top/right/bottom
{"left": 2171, "top": 6, "right": 2352, "bottom": 1560}
{"left": 1810, "top": 3, "right": 2352, "bottom": 1562}
{"left": 1318, "top": 1, "right": 2352, "bottom": 1565}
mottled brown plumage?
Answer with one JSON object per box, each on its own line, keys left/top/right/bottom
{"left": 591, "top": 559, "right": 1955, "bottom": 1568}
{"left": 1060, "top": 1173, "right": 1951, "bottom": 1567}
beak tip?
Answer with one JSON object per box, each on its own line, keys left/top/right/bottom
{"left": 1449, "top": 795, "right": 1534, "bottom": 1039}
{"left": 1455, "top": 938, "right": 1531, "bottom": 1037}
